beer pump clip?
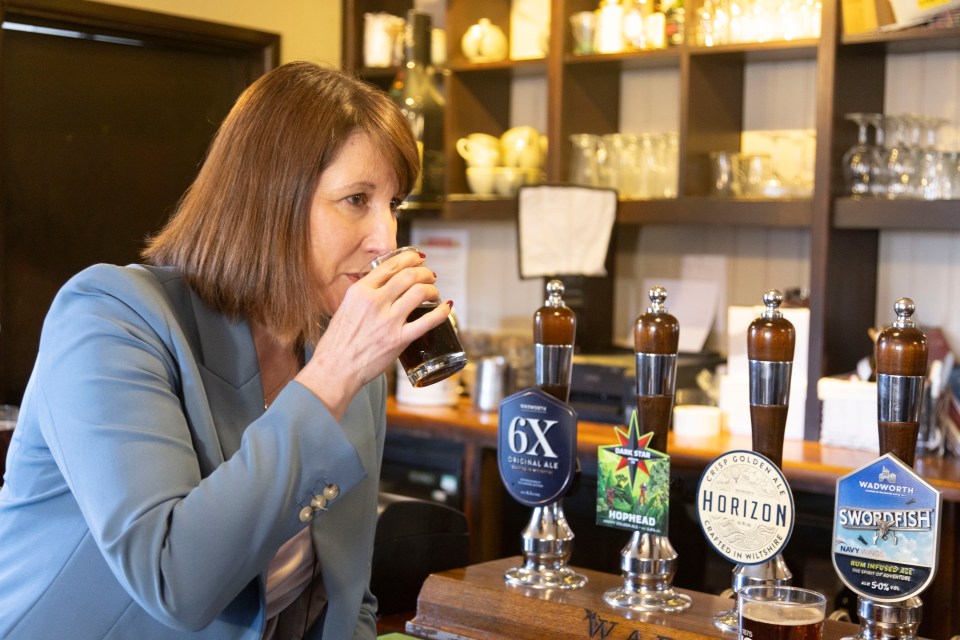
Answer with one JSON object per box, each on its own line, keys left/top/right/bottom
{"left": 601, "top": 285, "right": 692, "bottom": 613}
{"left": 712, "top": 289, "right": 796, "bottom": 633}
{"left": 499, "top": 279, "right": 587, "bottom": 590}
{"left": 835, "top": 298, "right": 941, "bottom": 640}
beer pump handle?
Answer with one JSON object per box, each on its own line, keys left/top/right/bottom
{"left": 875, "top": 298, "right": 928, "bottom": 468}
{"left": 634, "top": 285, "right": 680, "bottom": 454}
{"left": 534, "top": 279, "right": 577, "bottom": 403}
{"left": 747, "top": 290, "right": 796, "bottom": 469}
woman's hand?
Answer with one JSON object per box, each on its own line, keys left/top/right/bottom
{"left": 295, "top": 250, "right": 451, "bottom": 419}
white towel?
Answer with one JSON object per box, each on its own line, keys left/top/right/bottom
{"left": 517, "top": 185, "right": 617, "bottom": 278}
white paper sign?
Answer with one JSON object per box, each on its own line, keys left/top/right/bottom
{"left": 638, "top": 278, "right": 718, "bottom": 353}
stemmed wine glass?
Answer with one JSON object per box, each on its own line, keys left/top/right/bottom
{"left": 842, "top": 113, "right": 882, "bottom": 196}
{"left": 882, "top": 114, "right": 919, "bottom": 199}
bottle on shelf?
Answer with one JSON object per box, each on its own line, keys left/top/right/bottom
{"left": 663, "top": 0, "right": 686, "bottom": 46}
{"left": 393, "top": 10, "right": 445, "bottom": 204}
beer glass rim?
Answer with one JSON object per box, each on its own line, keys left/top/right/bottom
{"left": 739, "top": 585, "right": 826, "bottom": 609}
{"left": 370, "top": 245, "right": 421, "bottom": 270}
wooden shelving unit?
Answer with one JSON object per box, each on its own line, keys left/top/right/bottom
{"left": 342, "top": 0, "right": 960, "bottom": 439}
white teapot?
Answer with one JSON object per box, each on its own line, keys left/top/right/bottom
{"left": 461, "top": 18, "right": 508, "bottom": 63}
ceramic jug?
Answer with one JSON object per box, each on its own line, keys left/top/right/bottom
{"left": 460, "top": 18, "right": 508, "bottom": 62}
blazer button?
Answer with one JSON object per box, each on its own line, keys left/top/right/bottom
{"left": 311, "top": 495, "right": 327, "bottom": 510}
{"left": 323, "top": 484, "right": 340, "bottom": 501}
{"left": 299, "top": 507, "right": 314, "bottom": 522}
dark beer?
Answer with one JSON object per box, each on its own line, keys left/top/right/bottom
{"left": 399, "top": 302, "right": 467, "bottom": 387}
{"left": 371, "top": 246, "right": 467, "bottom": 388}
{"left": 740, "top": 600, "right": 823, "bottom": 639}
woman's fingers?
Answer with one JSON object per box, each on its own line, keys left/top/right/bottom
{"left": 364, "top": 251, "right": 440, "bottom": 314}
{"left": 398, "top": 298, "right": 451, "bottom": 346}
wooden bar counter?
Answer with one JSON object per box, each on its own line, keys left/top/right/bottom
{"left": 403, "top": 557, "right": 873, "bottom": 640}
{"left": 386, "top": 396, "right": 960, "bottom": 638}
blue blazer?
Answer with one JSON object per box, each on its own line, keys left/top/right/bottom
{"left": 0, "top": 264, "right": 385, "bottom": 639}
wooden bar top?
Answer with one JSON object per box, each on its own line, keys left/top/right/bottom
{"left": 405, "top": 557, "right": 872, "bottom": 640}
{"left": 387, "top": 396, "right": 960, "bottom": 502}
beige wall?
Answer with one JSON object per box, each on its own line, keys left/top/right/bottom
{"left": 98, "top": 0, "right": 341, "bottom": 66}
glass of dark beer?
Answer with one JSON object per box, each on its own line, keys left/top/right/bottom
{"left": 738, "top": 585, "right": 825, "bottom": 640}
{"left": 371, "top": 247, "right": 467, "bottom": 388}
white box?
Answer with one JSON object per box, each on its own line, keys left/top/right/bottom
{"left": 726, "top": 305, "right": 810, "bottom": 392}
{"left": 721, "top": 305, "right": 810, "bottom": 440}
{"left": 817, "top": 377, "right": 879, "bottom": 452}
{"left": 719, "top": 374, "right": 807, "bottom": 441}
{"left": 888, "top": 0, "right": 960, "bottom": 27}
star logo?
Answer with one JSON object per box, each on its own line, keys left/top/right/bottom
{"left": 602, "top": 410, "right": 666, "bottom": 487}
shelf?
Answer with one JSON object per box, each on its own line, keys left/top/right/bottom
{"left": 563, "top": 47, "right": 681, "bottom": 70}
{"left": 443, "top": 194, "right": 516, "bottom": 221}
{"left": 834, "top": 197, "right": 960, "bottom": 230}
{"left": 841, "top": 25, "right": 960, "bottom": 53}
{"left": 445, "top": 57, "right": 547, "bottom": 76}
{"left": 396, "top": 201, "right": 444, "bottom": 224}
{"left": 686, "top": 38, "right": 820, "bottom": 62}
{"left": 617, "top": 196, "right": 813, "bottom": 227}
{"left": 417, "top": 194, "right": 814, "bottom": 227}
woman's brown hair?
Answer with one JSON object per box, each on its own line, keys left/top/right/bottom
{"left": 143, "top": 62, "right": 419, "bottom": 342}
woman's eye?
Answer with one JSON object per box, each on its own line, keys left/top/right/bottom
{"left": 346, "top": 193, "right": 368, "bottom": 207}
{"left": 389, "top": 198, "right": 403, "bottom": 213}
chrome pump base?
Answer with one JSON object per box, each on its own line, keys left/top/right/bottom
{"left": 840, "top": 596, "right": 922, "bottom": 640}
{"left": 504, "top": 501, "right": 588, "bottom": 590}
{"left": 603, "top": 531, "right": 692, "bottom": 613}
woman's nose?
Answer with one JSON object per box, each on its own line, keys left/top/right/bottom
{"left": 365, "top": 202, "right": 398, "bottom": 256}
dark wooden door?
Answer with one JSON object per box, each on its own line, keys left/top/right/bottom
{"left": 0, "top": 0, "right": 278, "bottom": 403}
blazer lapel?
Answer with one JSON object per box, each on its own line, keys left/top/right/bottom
{"left": 186, "top": 288, "right": 264, "bottom": 463}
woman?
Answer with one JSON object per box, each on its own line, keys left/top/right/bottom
{"left": 0, "top": 62, "right": 449, "bottom": 639}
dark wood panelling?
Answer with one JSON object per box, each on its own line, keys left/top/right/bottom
{"left": 0, "top": 0, "right": 277, "bottom": 403}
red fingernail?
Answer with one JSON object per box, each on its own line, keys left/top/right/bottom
{"left": 446, "top": 300, "right": 454, "bottom": 309}
{"left": 418, "top": 251, "right": 426, "bottom": 259}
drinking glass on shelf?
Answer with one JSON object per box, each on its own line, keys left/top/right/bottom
{"left": 570, "top": 11, "right": 596, "bottom": 55}
{"left": 727, "top": 0, "right": 746, "bottom": 42}
{"left": 842, "top": 113, "right": 883, "bottom": 196}
{"left": 637, "top": 133, "right": 662, "bottom": 199}
{"left": 662, "top": 132, "right": 679, "bottom": 198}
{"left": 696, "top": 0, "right": 732, "bottom": 46}
{"left": 917, "top": 116, "right": 948, "bottom": 200}
{"left": 882, "top": 114, "right": 919, "bottom": 199}
{"left": 599, "top": 133, "right": 624, "bottom": 191}
{"left": 568, "top": 133, "right": 602, "bottom": 186}
{"left": 946, "top": 151, "right": 960, "bottom": 200}
{"left": 710, "top": 151, "right": 736, "bottom": 195}
{"left": 798, "top": 0, "right": 822, "bottom": 38}
{"left": 618, "top": 134, "right": 642, "bottom": 198}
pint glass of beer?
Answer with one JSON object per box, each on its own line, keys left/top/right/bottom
{"left": 738, "top": 585, "right": 825, "bottom": 640}
{"left": 370, "top": 247, "right": 467, "bottom": 388}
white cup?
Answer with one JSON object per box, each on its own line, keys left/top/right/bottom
{"left": 456, "top": 133, "right": 501, "bottom": 168}
{"left": 466, "top": 167, "right": 497, "bottom": 195}
{"left": 493, "top": 167, "right": 527, "bottom": 197}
